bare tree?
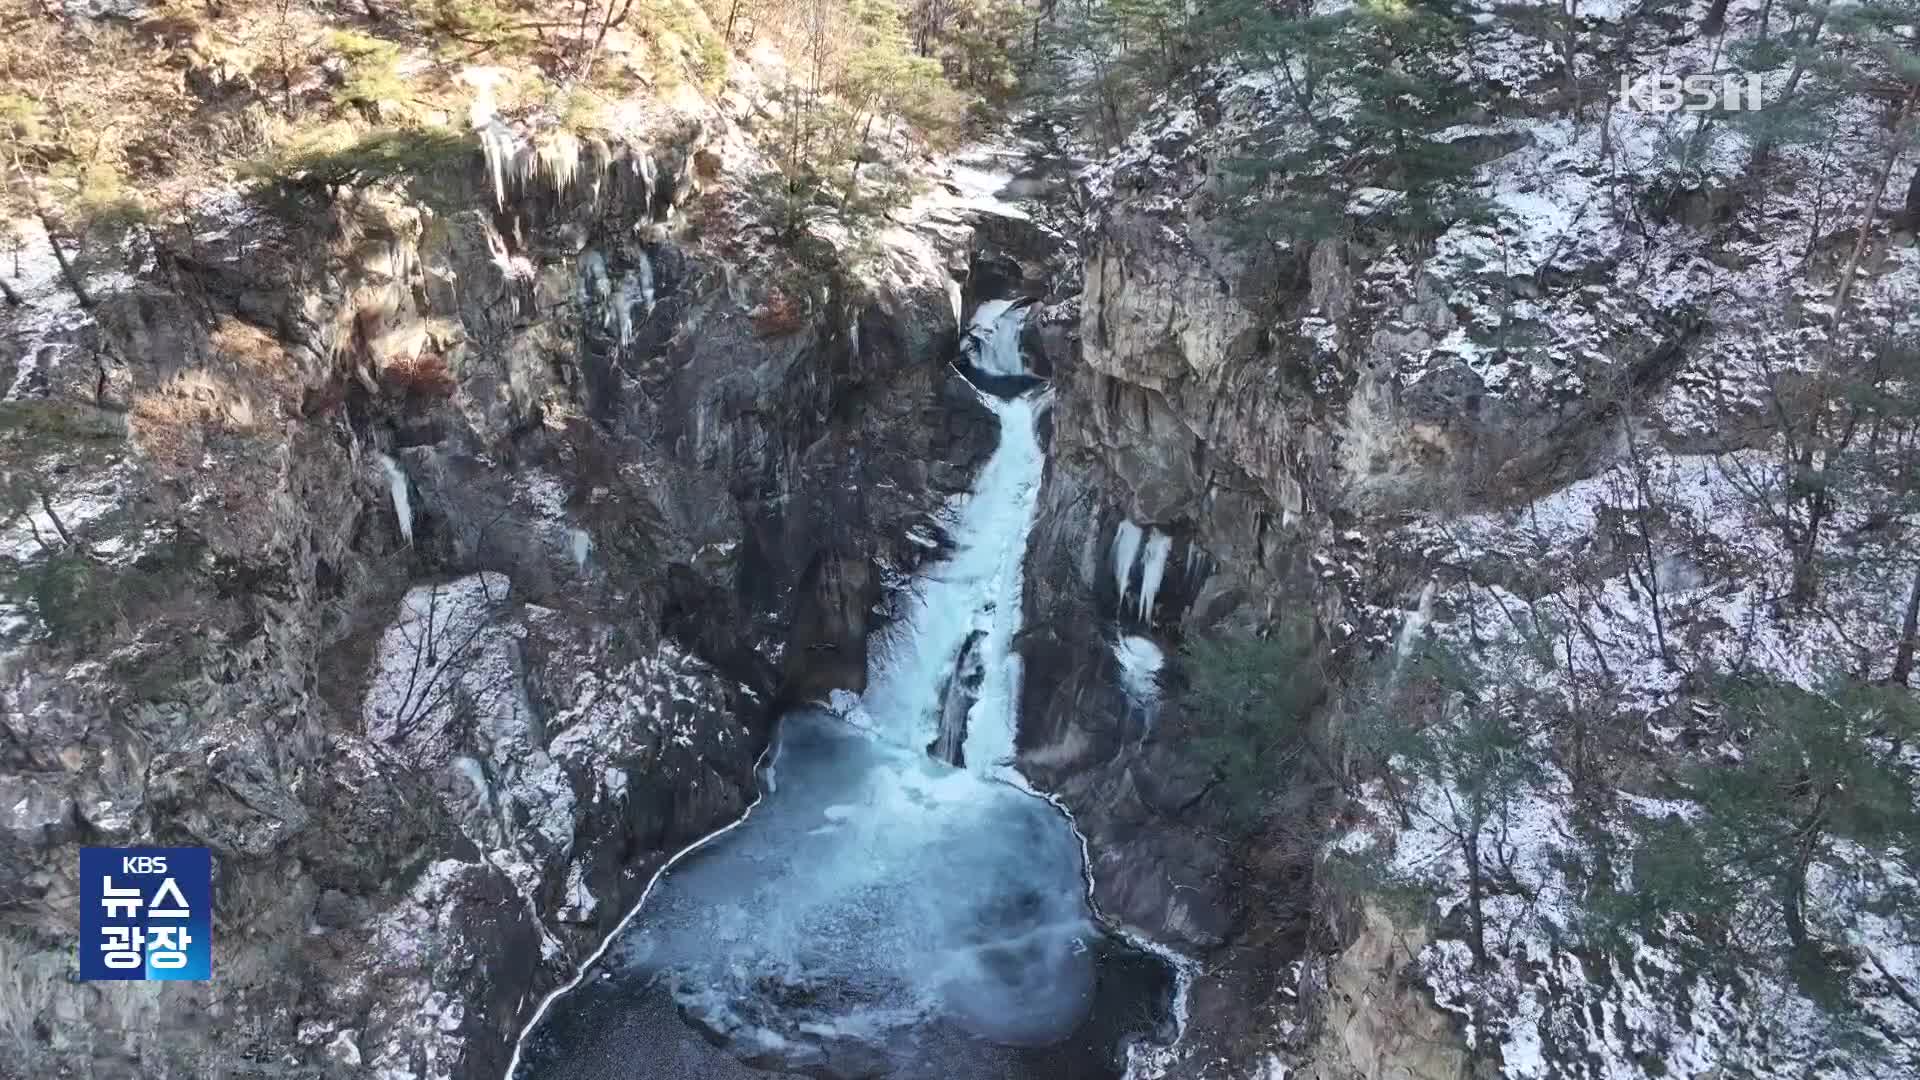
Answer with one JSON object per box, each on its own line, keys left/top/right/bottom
{"left": 1892, "top": 562, "right": 1920, "bottom": 686}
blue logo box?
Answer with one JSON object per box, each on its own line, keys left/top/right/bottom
{"left": 79, "top": 847, "right": 212, "bottom": 981}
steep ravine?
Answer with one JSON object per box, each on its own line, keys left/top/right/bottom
{"left": 509, "top": 303, "right": 1179, "bottom": 1080}
{"left": 5, "top": 102, "right": 1433, "bottom": 1080}
{"left": 0, "top": 108, "right": 1058, "bottom": 1077}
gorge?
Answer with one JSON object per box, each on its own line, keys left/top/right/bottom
{"left": 6, "top": 4, "right": 1920, "bottom": 1079}
{"left": 510, "top": 303, "right": 1179, "bottom": 1080}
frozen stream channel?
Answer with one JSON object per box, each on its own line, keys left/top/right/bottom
{"left": 510, "top": 304, "right": 1177, "bottom": 1079}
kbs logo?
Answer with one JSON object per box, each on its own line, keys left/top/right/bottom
{"left": 1618, "top": 72, "right": 1766, "bottom": 113}
{"left": 79, "top": 847, "right": 212, "bottom": 981}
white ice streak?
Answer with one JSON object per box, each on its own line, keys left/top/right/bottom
{"left": 569, "top": 528, "right": 591, "bottom": 572}
{"left": 1393, "top": 578, "right": 1436, "bottom": 661}
{"left": 1112, "top": 520, "right": 1144, "bottom": 614}
{"left": 379, "top": 453, "right": 414, "bottom": 546}
{"left": 1135, "top": 529, "right": 1172, "bottom": 624}
{"left": 1112, "top": 635, "right": 1165, "bottom": 704}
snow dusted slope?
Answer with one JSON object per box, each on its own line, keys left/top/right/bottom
{"left": 1070, "top": 0, "right": 1920, "bottom": 1076}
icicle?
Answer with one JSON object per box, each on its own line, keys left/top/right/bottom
{"left": 1394, "top": 578, "right": 1437, "bottom": 661}
{"left": 637, "top": 150, "right": 658, "bottom": 221}
{"left": 1112, "top": 520, "right": 1143, "bottom": 614}
{"left": 478, "top": 121, "right": 517, "bottom": 211}
{"left": 1136, "top": 530, "right": 1172, "bottom": 624}
{"left": 535, "top": 131, "right": 583, "bottom": 201}
{"left": 635, "top": 249, "right": 656, "bottom": 310}
{"left": 570, "top": 528, "right": 592, "bottom": 571}
{"left": 379, "top": 453, "right": 413, "bottom": 546}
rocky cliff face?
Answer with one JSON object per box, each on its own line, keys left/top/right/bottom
{"left": 1025, "top": 20, "right": 1920, "bottom": 1078}
{"left": 0, "top": 80, "right": 1032, "bottom": 1078}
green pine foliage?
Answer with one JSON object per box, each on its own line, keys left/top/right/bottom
{"left": 755, "top": 0, "right": 966, "bottom": 242}
{"left": 1179, "top": 621, "right": 1325, "bottom": 833}
{"left": 1604, "top": 679, "right": 1920, "bottom": 1007}
{"left": 245, "top": 127, "right": 475, "bottom": 205}
{"left": 431, "top": 0, "right": 538, "bottom": 58}
{"left": 1208, "top": 0, "right": 1486, "bottom": 251}
{"left": 326, "top": 29, "right": 409, "bottom": 110}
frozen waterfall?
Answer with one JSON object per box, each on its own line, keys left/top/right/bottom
{"left": 509, "top": 295, "right": 1174, "bottom": 1080}
{"left": 961, "top": 298, "right": 1032, "bottom": 377}
{"left": 861, "top": 385, "right": 1048, "bottom": 774}
{"left": 378, "top": 453, "right": 413, "bottom": 547}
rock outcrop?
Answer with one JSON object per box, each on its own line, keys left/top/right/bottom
{"left": 0, "top": 87, "right": 1022, "bottom": 1078}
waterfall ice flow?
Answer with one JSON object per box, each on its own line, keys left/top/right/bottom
{"left": 378, "top": 453, "right": 413, "bottom": 546}
{"left": 863, "top": 301, "right": 1045, "bottom": 774}
{"left": 549, "top": 301, "right": 1102, "bottom": 1066}
{"left": 1393, "top": 578, "right": 1438, "bottom": 666}
{"left": 510, "top": 295, "right": 1181, "bottom": 1078}
{"left": 1111, "top": 521, "right": 1143, "bottom": 614}
{"left": 962, "top": 298, "right": 1031, "bottom": 377}
{"left": 1136, "top": 530, "right": 1172, "bottom": 623}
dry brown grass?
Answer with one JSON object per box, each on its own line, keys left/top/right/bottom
{"left": 129, "top": 368, "right": 268, "bottom": 469}
{"left": 751, "top": 288, "right": 805, "bottom": 337}
{"left": 380, "top": 352, "right": 459, "bottom": 399}
{"left": 212, "top": 316, "right": 295, "bottom": 375}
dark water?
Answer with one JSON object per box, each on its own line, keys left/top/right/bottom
{"left": 512, "top": 711, "right": 1177, "bottom": 1080}
{"left": 515, "top": 308, "right": 1177, "bottom": 1078}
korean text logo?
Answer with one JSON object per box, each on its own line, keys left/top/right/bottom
{"left": 80, "top": 847, "right": 212, "bottom": 981}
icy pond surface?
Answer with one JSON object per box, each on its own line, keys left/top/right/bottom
{"left": 511, "top": 306, "right": 1176, "bottom": 1079}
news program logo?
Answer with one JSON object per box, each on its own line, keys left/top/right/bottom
{"left": 79, "top": 847, "right": 212, "bottom": 981}
{"left": 1618, "top": 71, "right": 1766, "bottom": 113}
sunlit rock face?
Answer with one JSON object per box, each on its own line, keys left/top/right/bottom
{"left": 0, "top": 108, "right": 1047, "bottom": 1078}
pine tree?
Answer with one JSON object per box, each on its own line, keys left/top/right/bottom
{"left": 1345, "top": 639, "right": 1549, "bottom": 970}
{"left": 1607, "top": 679, "right": 1920, "bottom": 1007}
{"left": 1210, "top": 0, "right": 1485, "bottom": 251}
{"left": 1180, "top": 621, "right": 1325, "bottom": 833}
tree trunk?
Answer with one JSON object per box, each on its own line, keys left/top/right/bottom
{"left": 1621, "top": 412, "right": 1673, "bottom": 666}
{"left": 1892, "top": 561, "right": 1920, "bottom": 685}
{"left": 1834, "top": 88, "right": 1918, "bottom": 316}
{"left": 1782, "top": 795, "right": 1827, "bottom": 955}
{"left": 1782, "top": 2, "right": 1829, "bottom": 99}
{"left": 38, "top": 214, "right": 92, "bottom": 310}
{"left": 1790, "top": 484, "right": 1827, "bottom": 606}
{"left": 1464, "top": 820, "right": 1488, "bottom": 969}
{"left": 36, "top": 490, "right": 83, "bottom": 552}
{"left": 1782, "top": 852, "right": 1809, "bottom": 950}
{"left": 1703, "top": 0, "right": 1731, "bottom": 35}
